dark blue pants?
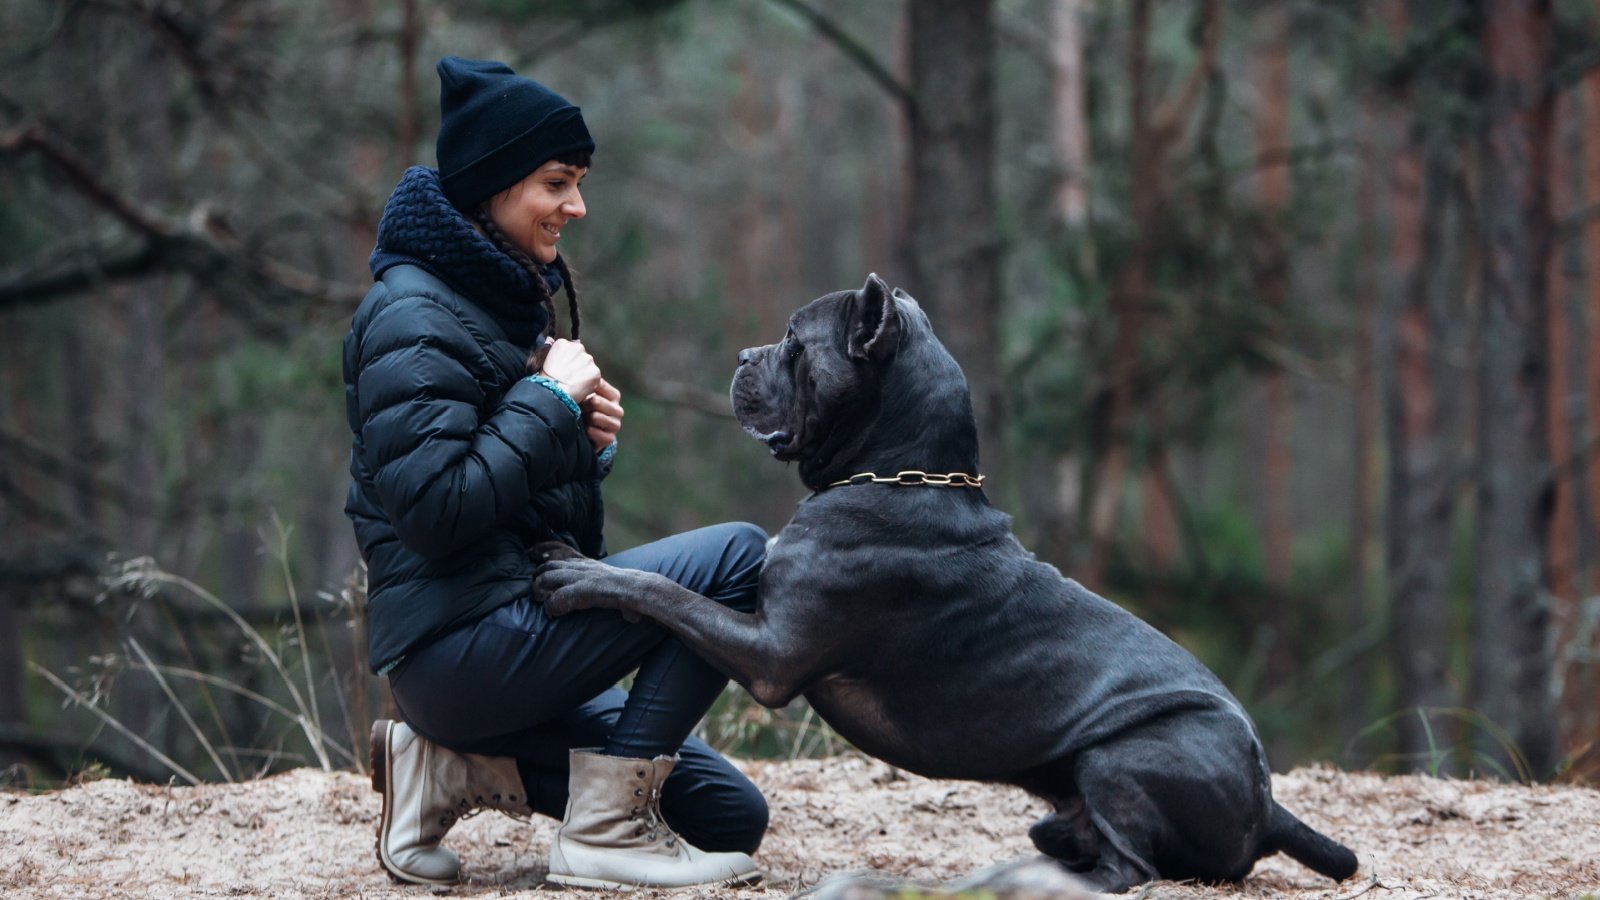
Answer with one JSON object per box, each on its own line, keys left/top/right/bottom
{"left": 388, "top": 522, "right": 769, "bottom": 854}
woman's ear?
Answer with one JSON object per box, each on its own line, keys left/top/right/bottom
{"left": 848, "top": 272, "right": 901, "bottom": 363}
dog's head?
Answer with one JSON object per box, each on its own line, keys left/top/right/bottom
{"left": 730, "top": 273, "right": 979, "bottom": 489}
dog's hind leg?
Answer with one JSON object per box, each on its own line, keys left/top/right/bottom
{"left": 1071, "top": 708, "right": 1272, "bottom": 886}
{"left": 1073, "top": 851, "right": 1150, "bottom": 895}
{"left": 1028, "top": 797, "right": 1099, "bottom": 871}
{"left": 1028, "top": 796, "right": 1156, "bottom": 894}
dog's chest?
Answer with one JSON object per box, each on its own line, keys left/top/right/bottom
{"left": 807, "top": 676, "right": 919, "bottom": 766}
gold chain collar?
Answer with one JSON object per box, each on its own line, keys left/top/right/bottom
{"left": 822, "top": 470, "right": 986, "bottom": 490}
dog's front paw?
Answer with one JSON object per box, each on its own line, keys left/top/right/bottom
{"left": 533, "top": 559, "right": 641, "bottom": 622}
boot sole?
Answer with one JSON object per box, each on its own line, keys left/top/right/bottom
{"left": 371, "top": 719, "right": 458, "bottom": 887}
{"left": 546, "top": 871, "right": 764, "bottom": 891}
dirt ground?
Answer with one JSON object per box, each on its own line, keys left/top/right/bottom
{"left": 3, "top": 756, "right": 1597, "bottom": 899}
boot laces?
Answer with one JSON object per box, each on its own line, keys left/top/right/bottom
{"left": 642, "top": 784, "right": 677, "bottom": 848}
{"left": 447, "top": 792, "right": 530, "bottom": 827}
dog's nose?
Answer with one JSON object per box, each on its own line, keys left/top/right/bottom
{"left": 738, "top": 348, "right": 755, "bottom": 366}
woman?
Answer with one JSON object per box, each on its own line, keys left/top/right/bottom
{"left": 343, "top": 56, "right": 767, "bottom": 889}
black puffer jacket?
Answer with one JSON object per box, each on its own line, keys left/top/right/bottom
{"left": 344, "top": 167, "right": 608, "bottom": 672}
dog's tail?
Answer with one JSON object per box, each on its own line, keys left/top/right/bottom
{"left": 1264, "top": 801, "right": 1358, "bottom": 881}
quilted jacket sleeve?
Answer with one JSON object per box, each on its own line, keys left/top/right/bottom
{"left": 351, "top": 293, "right": 587, "bottom": 559}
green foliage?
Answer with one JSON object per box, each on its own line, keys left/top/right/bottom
{"left": 1348, "top": 707, "right": 1536, "bottom": 782}
{"left": 700, "top": 688, "right": 848, "bottom": 762}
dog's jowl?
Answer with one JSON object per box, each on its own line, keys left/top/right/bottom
{"left": 536, "top": 273, "right": 1359, "bottom": 893}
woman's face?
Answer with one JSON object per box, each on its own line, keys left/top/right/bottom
{"left": 483, "top": 159, "right": 587, "bottom": 264}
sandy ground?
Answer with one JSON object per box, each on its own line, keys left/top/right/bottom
{"left": 2, "top": 756, "right": 1597, "bottom": 899}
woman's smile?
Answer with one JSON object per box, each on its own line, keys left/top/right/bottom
{"left": 484, "top": 159, "right": 587, "bottom": 263}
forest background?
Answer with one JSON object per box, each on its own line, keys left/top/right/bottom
{"left": 2, "top": 0, "right": 1598, "bottom": 792}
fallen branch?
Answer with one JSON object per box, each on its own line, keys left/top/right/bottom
{"left": 0, "top": 722, "right": 171, "bottom": 784}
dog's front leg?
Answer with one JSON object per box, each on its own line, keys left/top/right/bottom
{"left": 534, "top": 559, "right": 816, "bottom": 708}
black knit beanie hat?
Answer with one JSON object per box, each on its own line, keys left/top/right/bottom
{"left": 435, "top": 56, "right": 595, "bottom": 211}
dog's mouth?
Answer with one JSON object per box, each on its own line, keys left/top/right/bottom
{"left": 742, "top": 426, "right": 796, "bottom": 458}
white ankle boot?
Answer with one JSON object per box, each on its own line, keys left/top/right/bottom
{"left": 547, "top": 749, "right": 763, "bottom": 890}
{"left": 370, "top": 719, "right": 529, "bottom": 884}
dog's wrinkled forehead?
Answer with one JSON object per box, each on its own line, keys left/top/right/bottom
{"left": 785, "top": 290, "right": 855, "bottom": 340}
{"left": 777, "top": 282, "right": 931, "bottom": 356}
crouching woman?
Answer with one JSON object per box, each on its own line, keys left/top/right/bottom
{"left": 343, "top": 55, "right": 768, "bottom": 889}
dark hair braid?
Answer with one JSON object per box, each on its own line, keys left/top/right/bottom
{"left": 549, "top": 254, "right": 580, "bottom": 341}
{"left": 471, "top": 208, "right": 580, "bottom": 342}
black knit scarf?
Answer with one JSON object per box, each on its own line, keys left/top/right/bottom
{"left": 369, "top": 166, "right": 561, "bottom": 341}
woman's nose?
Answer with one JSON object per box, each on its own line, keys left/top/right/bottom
{"left": 565, "top": 189, "right": 586, "bottom": 219}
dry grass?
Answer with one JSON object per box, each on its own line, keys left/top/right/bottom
{"left": 2, "top": 757, "right": 1597, "bottom": 899}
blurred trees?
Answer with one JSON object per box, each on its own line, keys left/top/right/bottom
{"left": 2, "top": 0, "right": 1599, "bottom": 786}
{"left": 1471, "top": 0, "right": 1558, "bottom": 781}
{"left": 1377, "top": 0, "right": 1467, "bottom": 778}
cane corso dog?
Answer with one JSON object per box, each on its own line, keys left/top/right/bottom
{"left": 534, "top": 274, "right": 1359, "bottom": 892}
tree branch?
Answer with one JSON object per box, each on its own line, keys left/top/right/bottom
{"left": 0, "top": 242, "right": 162, "bottom": 312}
{"left": 763, "top": 0, "right": 915, "bottom": 116}
{"left": 0, "top": 125, "right": 171, "bottom": 237}
{"left": 0, "top": 124, "right": 366, "bottom": 314}
{"left": 0, "top": 426, "right": 233, "bottom": 525}
{"left": 603, "top": 361, "right": 737, "bottom": 419}
{"left": 0, "top": 427, "right": 160, "bottom": 513}
{"left": 1149, "top": 0, "right": 1222, "bottom": 147}
{"left": 0, "top": 541, "right": 103, "bottom": 592}
{"left": 81, "top": 0, "right": 269, "bottom": 109}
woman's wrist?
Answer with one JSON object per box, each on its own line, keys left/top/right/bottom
{"left": 524, "top": 373, "right": 584, "bottom": 420}
{"left": 537, "top": 371, "right": 591, "bottom": 405}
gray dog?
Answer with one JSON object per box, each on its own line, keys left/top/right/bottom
{"left": 535, "top": 274, "right": 1358, "bottom": 892}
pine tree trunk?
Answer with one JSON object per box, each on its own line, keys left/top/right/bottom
{"left": 1255, "top": 1, "right": 1293, "bottom": 589}
{"left": 0, "top": 320, "right": 29, "bottom": 773}
{"left": 1345, "top": 97, "right": 1382, "bottom": 744}
{"left": 1028, "top": 0, "right": 1095, "bottom": 566}
{"left": 1084, "top": 0, "right": 1218, "bottom": 585}
{"left": 1572, "top": 66, "right": 1600, "bottom": 774}
{"left": 1087, "top": 0, "right": 1161, "bottom": 585}
{"left": 1051, "top": 0, "right": 1091, "bottom": 232}
{"left": 1472, "top": 0, "right": 1557, "bottom": 780}
{"left": 1384, "top": 130, "right": 1459, "bottom": 771}
{"left": 908, "top": 0, "right": 1003, "bottom": 487}
{"left": 1543, "top": 91, "right": 1586, "bottom": 769}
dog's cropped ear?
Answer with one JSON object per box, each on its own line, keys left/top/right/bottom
{"left": 848, "top": 273, "right": 901, "bottom": 363}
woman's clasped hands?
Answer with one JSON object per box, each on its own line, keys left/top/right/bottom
{"left": 539, "top": 338, "right": 622, "bottom": 452}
